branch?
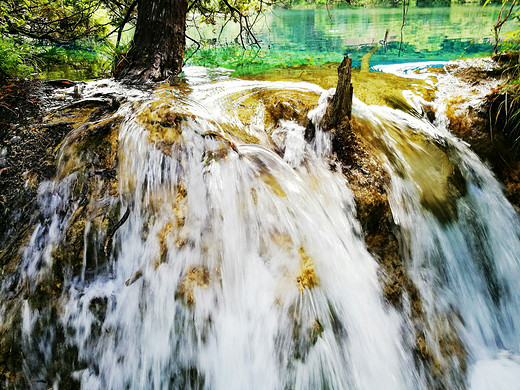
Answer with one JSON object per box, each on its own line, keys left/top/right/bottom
{"left": 326, "top": 0, "right": 334, "bottom": 24}
{"left": 184, "top": 34, "right": 201, "bottom": 65}
{"left": 493, "top": 0, "right": 518, "bottom": 54}
{"left": 399, "top": 0, "right": 409, "bottom": 57}
{"left": 221, "top": 0, "right": 261, "bottom": 49}
{"left": 116, "top": 0, "right": 138, "bottom": 48}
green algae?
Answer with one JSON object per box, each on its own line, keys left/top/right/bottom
{"left": 242, "top": 63, "right": 435, "bottom": 109}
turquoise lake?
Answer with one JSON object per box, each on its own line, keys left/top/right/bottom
{"left": 188, "top": 4, "right": 517, "bottom": 71}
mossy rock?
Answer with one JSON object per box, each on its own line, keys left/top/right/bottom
{"left": 351, "top": 112, "right": 468, "bottom": 224}
{"left": 176, "top": 267, "right": 210, "bottom": 306}
{"left": 43, "top": 98, "right": 121, "bottom": 129}
{"left": 228, "top": 88, "right": 320, "bottom": 132}
{"left": 329, "top": 115, "right": 468, "bottom": 386}
{"left": 56, "top": 115, "right": 121, "bottom": 182}
{"left": 243, "top": 63, "right": 435, "bottom": 110}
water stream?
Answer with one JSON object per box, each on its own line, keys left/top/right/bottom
{"left": 3, "top": 63, "right": 520, "bottom": 389}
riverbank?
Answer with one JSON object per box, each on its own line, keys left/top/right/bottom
{"left": 433, "top": 57, "right": 520, "bottom": 213}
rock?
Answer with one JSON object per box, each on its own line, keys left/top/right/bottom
{"left": 176, "top": 267, "right": 210, "bottom": 306}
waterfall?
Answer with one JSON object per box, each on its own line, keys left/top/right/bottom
{"left": 352, "top": 82, "right": 520, "bottom": 389}
{"left": 2, "top": 64, "right": 520, "bottom": 389}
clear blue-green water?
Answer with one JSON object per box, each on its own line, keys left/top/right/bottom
{"left": 187, "top": 4, "right": 518, "bottom": 73}
{"left": 38, "top": 4, "right": 518, "bottom": 79}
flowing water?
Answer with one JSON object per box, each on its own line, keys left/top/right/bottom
{"left": 2, "top": 62, "right": 520, "bottom": 389}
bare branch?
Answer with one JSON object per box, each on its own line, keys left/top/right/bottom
{"left": 116, "top": 0, "right": 138, "bottom": 49}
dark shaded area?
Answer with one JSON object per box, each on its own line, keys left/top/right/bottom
{"left": 0, "top": 80, "right": 75, "bottom": 389}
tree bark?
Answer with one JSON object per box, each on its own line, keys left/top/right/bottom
{"left": 115, "top": 0, "right": 188, "bottom": 83}
{"left": 322, "top": 55, "right": 353, "bottom": 131}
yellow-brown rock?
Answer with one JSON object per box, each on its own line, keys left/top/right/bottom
{"left": 176, "top": 267, "right": 210, "bottom": 306}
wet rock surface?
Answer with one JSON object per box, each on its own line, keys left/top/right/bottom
{"left": 432, "top": 59, "right": 520, "bottom": 213}
{"left": 0, "top": 59, "right": 518, "bottom": 388}
{"left": 0, "top": 80, "right": 124, "bottom": 388}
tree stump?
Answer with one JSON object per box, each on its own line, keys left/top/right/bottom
{"left": 322, "top": 55, "right": 353, "bottom": 131}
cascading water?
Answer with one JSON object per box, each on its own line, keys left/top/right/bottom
{"left": 352, "top": 69, "right": 520, "bottom": 389}
{"left": 2, "top": 62, "right": 520, "bottom": 390}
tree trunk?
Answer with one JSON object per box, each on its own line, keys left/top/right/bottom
{"left": 322, "top": 55, "right": 353, "bottom": 131}
{"left": 115, "top": 0, "right": 188, "bottom": 83}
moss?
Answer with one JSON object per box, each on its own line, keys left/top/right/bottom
{"left": 202, "top": 145, "right": 232, "bottom": 164}
{"left": 57, "top": 115, "right": 121, "bottom": 181}
{"left": 352, "top": 111, "right": 469, "bottom": 224}
{"left": 137, "top": 102, "right": 184, "bottom": 153}
{"left": 0, "top": 302, "right": 24, "bottom": 387}
{"left": 260, "top": 172, "right": 287, "bottom": 197}
{"left": 450, "top": 85, "right": 520, "bottom": 213}
{"left": 406, "top": 281, "right": 424, "bottom": 321}
{"left": 43, "top": 98, "right": 120, "bottom": 130}
{"left": 155, "top": 184, "right": 188, "bottom": 267}
{"left": 243, "top": 63, "right": 435, "bottom": 108}
{"left": 228, "top": 87, "right": 320, "bottom": 132}
{"left": 222, "top": 124, "right": 260, "bottom": 145}
{"left": 414, "top": 317, "right": 467, "bottom": 389}
{"left": 331, "top": 119, "right": 411, "bottom": 305}
{"left": 0, "top": 85, "right": 128, "bottom": 388}
{"left": 296, "top": 247, "right": 319, "bottom": 291}
{"left": 330, "top": 114, "right": 469, "bottom": 386}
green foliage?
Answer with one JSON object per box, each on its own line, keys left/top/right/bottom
{"left": 502, "top": 3, "right": 520, "bottom": 43}
{"left": 100, "top": 39, "right": 132, "bottom": 77}
{"left": 499, "top": 55, "right": 520, "bottom": 151}
{"left": 35, "top": 40, "right": 115, "bottom": 80}
{"left": 485, "top": 1, "right": 520, "bottom": 151}
{"left": 0, "top": 0, "right": 135, "bottom": 80}
{"left": 0, "top": 0, "right": 111, "bottom": 44}
{"left": 0, "top": 35, "right": 39, "bottom": 80}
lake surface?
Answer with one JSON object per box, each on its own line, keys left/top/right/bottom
{"left": 188, "top": 4, "right": 517, "bottom": 71}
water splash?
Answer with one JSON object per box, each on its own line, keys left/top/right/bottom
{"left": 353, "top": 83, "right": 520, "bottom": 389}
{"left": 3, "top": 64, "right": 520, "bottom": 390}
{"left": 6, "top": 74, "right": 425, "bottom": 390}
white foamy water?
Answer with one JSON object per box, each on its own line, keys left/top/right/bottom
{"left": 9, "top": 75, "right": 423, "bottom": 390}
{"left": 4, "top": 63, "right": 520, "bottom": 390}
{"left": 353, "top": 70, "right": 520, "bottom": 388}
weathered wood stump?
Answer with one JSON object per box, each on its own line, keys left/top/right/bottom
{"left": 322, "top": 55, "right": 353, "bottom": 132}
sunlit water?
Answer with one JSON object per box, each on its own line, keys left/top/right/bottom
{"left": 40, "top": 5, "right": 516, "bottom": 80}
{"left": 4, "top": 62, "right": 520, "bottom": 389}
{"left": 188, "top": 4, "right": 517, "bottom": 72}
